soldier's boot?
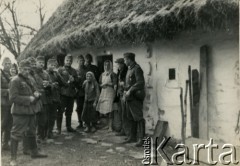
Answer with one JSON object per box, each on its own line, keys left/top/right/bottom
{"left": 23, "top": 136, "right": 30, "bottom": 155}
{"left": 29, "top": 137, "right": 48, "bottom": 159}
{"left": 10, "top": 138, "right": 18, "bottom": 166}
{"left": 135, "top": 119, "right": 146, "bottom": 147}
{"left": 66, "top": 116, "right": 76, "bottom": 132}
{"left": 56, "top": 116, "right": 63, "bottom": 135}
{"left": 2, "top": 131, "right": 10, "bottom": 150}
{"left": 48, "top": 120, "right": 55, "bottom": 139}
{"left": 108, "top": 118, "right": 113, "bottom": 132}
{"left": 84, "top": 123, "right": 91, "bottom": 133}
{"left": 122, "top": 121, "right": 137, "bottom": 144}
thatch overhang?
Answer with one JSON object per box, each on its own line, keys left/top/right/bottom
{"left": 19, "top": 0, "right": 239, "bottom": 60}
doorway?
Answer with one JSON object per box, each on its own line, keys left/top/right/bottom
{"left": 96, "top": 54, "right": 113, "bottom": 74}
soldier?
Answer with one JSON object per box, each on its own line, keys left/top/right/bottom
{"left": 58, "top": 54, "right": 78, "bottom": 132}
{"left": 10, "top": 63, "right": 18, "bottom": 77}
{"left": 46, "top": 58, "right": 65, "bottom": 137}
{"left": 75, "top": 55, "right": 87, "bottom": 129}
{"left": 122, "top": 52, "right": 146, "bottom": 147}
{"left": 1, "top": 57, "right": 13, "bottom": 150}
{"left": 34, "top": 56, "right": 52, "bottom": 142}
{"left": 9, "top": 60, "right": 47, "bottom": 166}
{"left": 114, "top": 58, "right": 130, "bottom": 137}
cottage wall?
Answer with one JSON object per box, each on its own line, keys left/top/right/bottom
{"left": 70, "top": 30, "right": 239, "bottom": 145}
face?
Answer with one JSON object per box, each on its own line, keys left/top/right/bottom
{"left": 10, "top": 68, "right": 17, "bottom": 76}
{"left": 79, "top": 59, "right": 85, "bottom": 66}
{"left": 104, "top": 62, "right": 110, "bottom": 71}
{"left": 124, "top": 57, "right": 131, "bottom": 66}
{"left": 86, "top": 73, "right": 92, "bottom": 81}
{"left": 19, "top": 67, "right": 30, "bottom": 76}
{"left": 85, "top": 58, "right": 91, "bottom": 65}
{"left": 31, "top": 62, "right": 36, "bottom": 68}
{"left": 47, "top": 63, "right": 56, "bottom": 71}
{"left": 64, "top": 58, "right": 72, "bottom": 67}
{"left": 36, "top": 60, "right": 45, "bottom": 69}
{"left": 117, "top": 63, "right": 124, "bottom": 70}
{"left": 3, "top": 60, "right": 11, "bottom": 71}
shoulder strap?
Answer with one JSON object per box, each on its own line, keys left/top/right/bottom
{"left": 1, "top": 69, "right": 10, "bottom": 83}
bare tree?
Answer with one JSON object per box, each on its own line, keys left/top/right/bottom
{"left": 0, "top": 0, "right": 46, "bottom": 59}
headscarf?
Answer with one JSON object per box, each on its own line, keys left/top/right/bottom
{"left": 83, "top": 71, "right": 97, "bottom": 91}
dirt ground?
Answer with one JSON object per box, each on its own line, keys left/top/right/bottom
{"left": 1, "top": 112, "right": 165, "bottom": 166}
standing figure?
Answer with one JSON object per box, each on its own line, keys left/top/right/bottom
{"left": 75, "top": 55, "right": 87, "bottom": 129}
{"left": 1, "top": 57, "right": 13, "bottom": 151}
{"left": 96, "top": 60, "right": 117, "bottom": 131}
{"left": 46, "top": 58, "right": 64, "bottom": 138}
{"left": 114, "top": 58, "right": 130, "bottom": 137}
{"left": 9, "top": 60, "right": 47, "bottom": 166}
{"left": 85, "top": 53, "right": 100, "bottom": 81}
{"left": 58, "top": 54, "right": 78, "bottom": 132}
{"left": 34, "top": 56, "right": 52, "bottom": 142}
{"left": 82, "top": 72, "right": 100, "bottom": 132}
{"left": 123, "top": 52, "right": 146, "bottom": 147}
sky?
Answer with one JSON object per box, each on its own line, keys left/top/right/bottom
{"left": 0, "top": 0, "right": 65, "bottom": 65}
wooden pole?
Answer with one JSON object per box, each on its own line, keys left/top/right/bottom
{"left": 188, "top": 65, "right": 193, "bottom": 136}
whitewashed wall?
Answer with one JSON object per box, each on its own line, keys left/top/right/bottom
{"left": 70, "top": 29, "right": 239, "bottom": 145}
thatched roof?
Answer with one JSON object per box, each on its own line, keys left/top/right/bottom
{"left": 19, "top": 0, "right": 239, "bottom": 60}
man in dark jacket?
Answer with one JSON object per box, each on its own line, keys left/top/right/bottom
{"left": 85, "top": 53, "right": 100, "bottom": 81}
{"left": 123, "top": 52, "right": 146, "bottom": 147}
{"left": 1, "top": 57, "right": 13, "bottom": 150}
{"left": 75, "top": 55, "right": 87, "bottom": 129}
{"left": 46, "top": 58, "right": 65, "bottom": 137}
{"left": 9, "top": 60, "right": 47, "bottom": 166}
{"left": 58, "top": 54, "right": 78, "bottom": 132}
{"left": 114, "top": 58, "right": 131, "bottom": 137}
{"left": 34, "top": 56, "right": 52, "bottom": 142}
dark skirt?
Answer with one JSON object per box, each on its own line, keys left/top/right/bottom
{"left": 81, "top": 100, "right": 98, "bottom": 123}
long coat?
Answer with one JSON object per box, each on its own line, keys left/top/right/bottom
{"left": 124, "top": 62, "right": 145, "bottom": 121}
{"left": 9, "top": 74, "right": 38, "bottom": 115}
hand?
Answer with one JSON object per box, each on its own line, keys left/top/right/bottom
{"left": 93, "top": 102, "right": 97, "bottom": 108}
{"left": 29, "top": 96, "right": 35, "bottom": 103}
{"left": 69, "top": 75, "right": 74, "bottom": 82}
{"left": 119, "top": 81, "right": 124, "bottom": 86}
{"left": 34, "top": 91, "right": 40, "bottom": 98}
{"left": 125, "top": 90, "right": 130, "bottom": 98}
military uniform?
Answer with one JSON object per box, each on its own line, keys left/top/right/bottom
{"left": 1, "top": 69, "right": 13, "bottom": 149}
{"left": 58, "top": 65, "right": 78, "bottom": 131}
{"left": 33, "top": 68, "right": 52, "bottom": 140}
{"left": 47, "top": 68, "right": 65, "bottom": 136}
{"left": 9, "top": 60, "right": 47, "bottom": 166}
{"left": 124, "top": 61, "right": 146, "bottom": 146}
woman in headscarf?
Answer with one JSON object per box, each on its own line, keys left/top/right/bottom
{"left": 96, "top": 60, "right": 117, "bottom": 131}
{"left": 82, "top": 71, "right": 100, "bottom": 132}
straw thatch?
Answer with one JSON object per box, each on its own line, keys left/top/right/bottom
{"left": 19, "top": 0, "right": 239, "bottom": 60}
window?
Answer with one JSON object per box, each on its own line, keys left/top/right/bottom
{"left": 169, "top": 68, "right": 176, "bottom": 80}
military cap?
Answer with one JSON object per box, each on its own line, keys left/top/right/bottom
{"left": 2, "top": 57, "right": 11, "bottom": 64}
{"left": 19, "top": 60, "right": 31, "bottom": 68}
{"left": 65, "top": 54, "right": 73, "bottom": 60}
{"left": 47, "top": 58, "right": 57, "bottom": 65}
{"left": 36, "top": 56, "right": 45, "bottom": 62}
{"left": 123, "top": 52, "right": 135, "bottom": 61}
{"left": 77, "top": 55, "right": 84, "bottom": 60}
{"left": 115, "top": 58, "right": 124, "bottom": 64}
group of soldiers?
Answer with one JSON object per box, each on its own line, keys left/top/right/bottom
{"left": 1, "top": 52, "right": 146, "bottom": 166}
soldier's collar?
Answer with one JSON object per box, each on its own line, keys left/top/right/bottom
{"left": 129, "top": 62, "right": 136, "bottom": 69}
